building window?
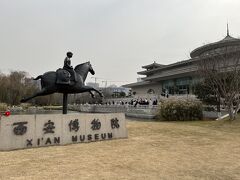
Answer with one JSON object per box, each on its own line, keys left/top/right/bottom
{"left": 176, "top": 77, "right": 190, "bottom": 94}
{"left": 177, "top": 85, "right": 189, "bottom": 94}
{"left": 162, "top": 80, "right": 174, "bottom": 95}
{"left": 162, "top": 77, "right": 192, "bottom": 95}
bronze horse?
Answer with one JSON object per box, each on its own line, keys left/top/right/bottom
{"left": 21, "top": 61, "right": 103, "bottom": 103}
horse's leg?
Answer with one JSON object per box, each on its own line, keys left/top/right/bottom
{"left": 91, "top": 88, "right": 103, "bottom": 97}
{"left": 79, "top": 86, "right": 103, "bottom": 97}
{"left": 20, "top": 88, "right": 55, "bottom": 103}
{"left": 88, "top": 91, "right": 95, "bottom": 98}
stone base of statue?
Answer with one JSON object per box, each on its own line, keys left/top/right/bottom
{"left": 0, "top": 113, "right": 127, "bottom": 151}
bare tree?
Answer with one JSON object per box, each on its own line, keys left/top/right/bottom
{"left": 0, "top": 71, "right": 41, "bottom": 105}
{"left": 198, "top": 47, "right": 240, "bottom": 120}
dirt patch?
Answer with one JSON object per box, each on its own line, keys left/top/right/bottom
{"left": 0, "top": 118, "right": 240, "bottom": 179}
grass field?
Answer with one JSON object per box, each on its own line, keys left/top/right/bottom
{"left": 0, "top": 118, "right": 240, "bottom": 180}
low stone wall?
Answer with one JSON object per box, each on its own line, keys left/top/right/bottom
{"left": 126, "top": 105, "right": 158, "bottom": 119}
{"left": 69, "top": 104, "right": 159, "bottom": 119}
{"left": 69, "top": 104, "right": 228, "bottom": 120}
{"left": 203, "top": 110, "right": 228, "bottom": 119}
{"left": 69, "top": 104, "right": 127, "bottom": 113}
{"left": 0, "top": 113, "right": 127, "bottom": 151}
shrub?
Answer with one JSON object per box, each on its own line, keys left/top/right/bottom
{"left": 0, "top": 103, "right": 8, "bottom": 112}
{"left": 159, "top": 97, "right": 203, "bottom": 121}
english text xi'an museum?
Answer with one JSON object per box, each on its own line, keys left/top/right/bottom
{"left": 124, "top": 29, "right": 240, "bottom": 97}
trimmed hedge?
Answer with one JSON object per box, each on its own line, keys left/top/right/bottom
{"left": 159, "top": 97, "right": 203, "bottom": 121}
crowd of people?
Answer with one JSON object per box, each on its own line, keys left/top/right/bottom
{"left": 131, "top": 98, "right": 158, "bottom": 107}
{"left": 103, "top": 98, "right": 158, "bottom": 107}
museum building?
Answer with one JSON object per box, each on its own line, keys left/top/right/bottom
{"left": 123, "top": 29, "right": 240, "bottom": 98}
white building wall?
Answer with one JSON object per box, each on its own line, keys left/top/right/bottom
{"left": 132, "top": 82, "right": 162, "bottom": 99}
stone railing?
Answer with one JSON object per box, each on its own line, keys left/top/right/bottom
{"left": 68, "top": 104, "right": 159, "bottom": 119}
{"left": 68, "top": 104, "right": 127, "bottom": 113}
{"left": 126, "top": 105, "right": 158, "bottom": 119}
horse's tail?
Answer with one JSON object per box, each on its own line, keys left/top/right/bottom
{"left": 34, "top": 75, "right": 42, "bottom": 80}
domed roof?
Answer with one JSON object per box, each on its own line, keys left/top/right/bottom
{"left": 190, "top": 29, "right": 240, "bottom": 58}
{"left": 221, "top": 34, "right": 238, "bottom": 41}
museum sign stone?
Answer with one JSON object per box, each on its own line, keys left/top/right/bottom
{"left": 0, "top": 113, "right": 127, "bottom": 150}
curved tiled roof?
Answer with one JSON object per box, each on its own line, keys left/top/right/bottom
{"left": 142, "top": 62, "right": 164, "bottom": 69}
{"left": 137, "top": 57, "right": 198, "bottom": 75}
{"left": 122, "top": 80, "right": 152, "bottom": 88}
{"left": 190, "top": 35, "right": 240, "bottom": 58}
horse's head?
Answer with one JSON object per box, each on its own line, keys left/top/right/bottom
{"left": 87, "top": 61, "right": 95, "bottom": 75}
{"left": 74, "top": 61, "right": 95, "bottom": 81}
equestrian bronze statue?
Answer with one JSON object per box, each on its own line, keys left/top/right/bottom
{"left": 21, "top": 53, "right": 103, "bottom": 114}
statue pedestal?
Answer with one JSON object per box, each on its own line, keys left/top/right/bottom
{"left": 0, "top": 113, "right": 127, "bottom": 151}
{"left": 63, "top": 93, "right": 68, "bottom": 114}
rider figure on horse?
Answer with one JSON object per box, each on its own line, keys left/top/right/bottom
{"left": 63, "top": 51, "right": 76, "bottom": 82}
